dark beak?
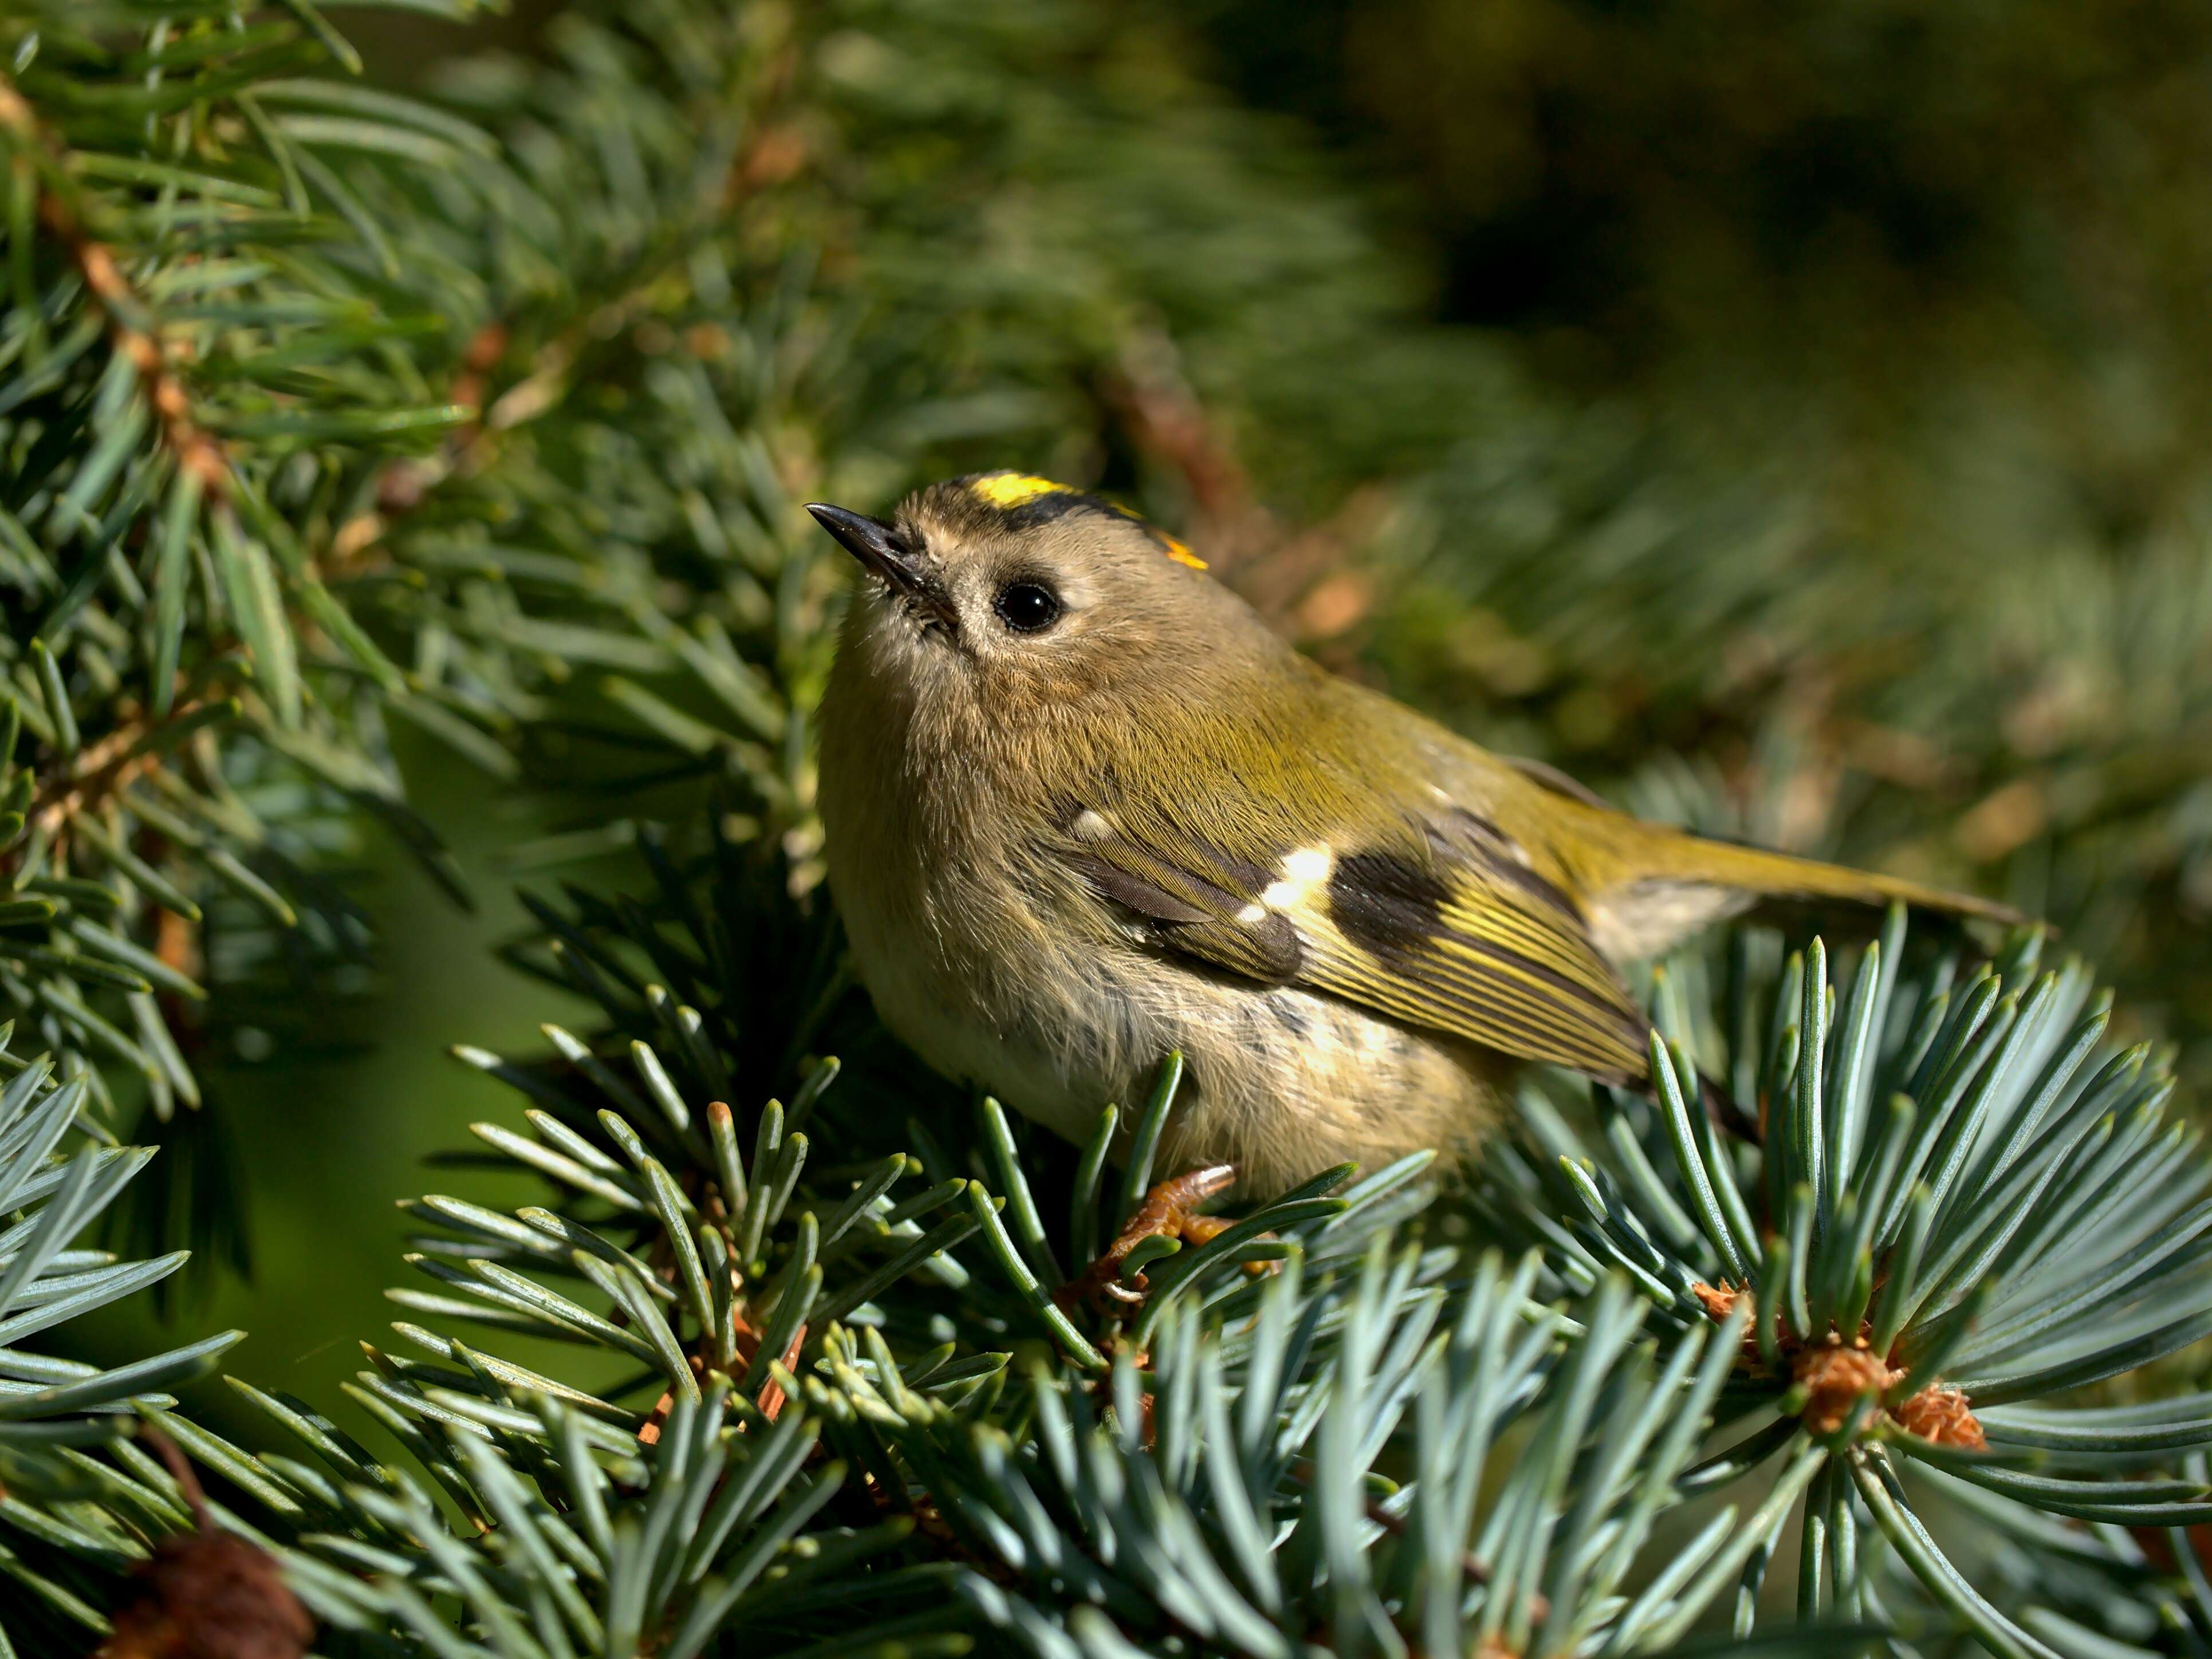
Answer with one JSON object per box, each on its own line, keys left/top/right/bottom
{"left": 806, "top": 502, "right": 959, "bottom": 633}
{"left": 806, "top": 503, "right": 924, "bottom": 594}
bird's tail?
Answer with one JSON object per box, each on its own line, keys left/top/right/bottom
{"left": 1636, "top": 828, "right": 2025, "bottom": 927}
{"left": 1569, "top": 815, "right": 2026, "bottom": 964}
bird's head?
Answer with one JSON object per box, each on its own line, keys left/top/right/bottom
{"left": 808, "top": 473, "right": 1260, "bottom": 736}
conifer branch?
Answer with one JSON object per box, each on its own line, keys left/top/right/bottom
{"left": 0, "top": 73, "right": 231, "bottom": 504}
{"left": 6, "top": 5, "right": 2210, "bottom": 1655}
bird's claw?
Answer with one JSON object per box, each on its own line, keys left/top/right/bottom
{"left": 1058, "top": 1163, "right": 1239, "bottom": 1318}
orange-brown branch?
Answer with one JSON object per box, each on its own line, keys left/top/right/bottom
{"left": 27, "top": 698, "right": 208, "bottom": 842}
{"left": 0, "top": 73, "right": 230, "bottom": 501}
{"left": 335, "top": 82, "right": 809, "bottom": 581}
{"left": 1101, "top": 329, "right": 1390, "bottom": 644}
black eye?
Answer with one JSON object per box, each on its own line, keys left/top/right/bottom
{"left": 993, "top": 580, "right": 1064, "bottom": 633}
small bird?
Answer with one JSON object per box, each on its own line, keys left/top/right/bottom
{"left": 809, "top": 473, "right": 2016, "bottom": 1212}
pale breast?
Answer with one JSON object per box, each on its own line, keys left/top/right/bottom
{"left": 843, "top": 880, "right": 1501, "bottom": 1195}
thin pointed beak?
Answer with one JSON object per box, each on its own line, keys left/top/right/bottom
{"left": 806, "top": 503, "right": 922, "bottom": 593}
{"left": 806, "top": 502, "right": 959, "bottom": 633}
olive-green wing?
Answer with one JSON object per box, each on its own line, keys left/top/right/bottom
{"left": 1057, "top": 805, "right": 1651, "bottom": 1085}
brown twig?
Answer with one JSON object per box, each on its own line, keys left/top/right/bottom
{"left": 27, "top": 697, "right": 208, "bottom": 843}
{"left": 1100, "top": 328, "right": 1392, "bottom": 646}
{"left": 632, "top": 1100, "right": 812, "bottom": 1447}
{"left": 333, "top": 68, "right": 809, "bottom": 582}
{"left": 0, "top": 72, "right": 230, "bottom": 500}
{"left": 0, "top": 67, "right": 255, "bottom": 910}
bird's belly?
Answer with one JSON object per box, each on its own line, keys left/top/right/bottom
{"left": 1145, "top": 979, "right": 1505, "bottom": 1195}
{"left": 851, "top": 917, "right": 1501, "bottom": 1195}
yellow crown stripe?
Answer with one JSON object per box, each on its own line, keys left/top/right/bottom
{"left": 969, "top": 473, "right": 1070, "bottom": 507}
{"left": 968, "top": 471, "right": 1208, "bottom": 568}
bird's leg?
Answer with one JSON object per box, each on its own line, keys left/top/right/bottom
{"left": 1059, "top": 1163, "right": 1239, "bottom": 1317}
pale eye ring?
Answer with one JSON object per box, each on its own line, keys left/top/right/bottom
{"left": 993, "top": 580, "right": 1064, "bottom": 633}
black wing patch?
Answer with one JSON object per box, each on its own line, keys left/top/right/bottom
{"left": 1327, "top": 849, "right": 1451, "bottom": 963}
{"left": 1308, "top": 836, "right": 1651, "bottom": 1081}
{"left": 1053, "top": 801, "right": 1653, "bottom": 1082}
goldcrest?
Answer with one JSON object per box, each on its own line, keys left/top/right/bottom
{"left": 809, "top": 474, "right": 2013, "bottom": 1195}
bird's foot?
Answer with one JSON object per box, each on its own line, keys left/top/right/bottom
{"left": 1058, "top": 1164, "right": 1239, "bottom": 1317}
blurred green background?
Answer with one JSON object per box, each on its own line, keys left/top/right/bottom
{"left": 64, "top": 0, "right": 2212, "bottom": 1446}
